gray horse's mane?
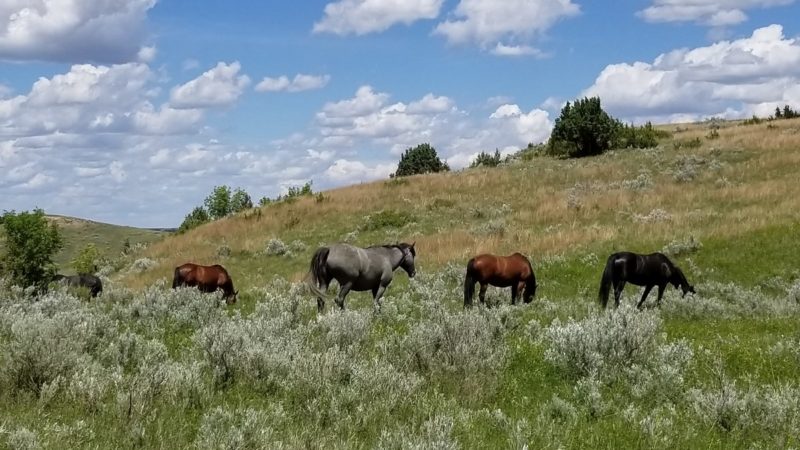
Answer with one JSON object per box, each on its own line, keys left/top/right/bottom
{"left": 366, "top": 242, "right": 415, "bottom": 256}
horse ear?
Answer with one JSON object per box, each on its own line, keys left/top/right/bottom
{"left": 411, "top": 241, "right": 416, "bottom": 248}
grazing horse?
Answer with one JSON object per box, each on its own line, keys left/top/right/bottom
{"left": 598, "top": 251, "right": 695, "bottom": 309}
{"left": 464, "top": 253, "right": 537, "bottom": 307}
{"left": 53, "top": 274, "right": 103, "bottom": 298}
{"left": 308, "top": 242, "right": 416, "bottom": 312}
{"left": 172, "top": 263, "right": 238, "bottom": 304}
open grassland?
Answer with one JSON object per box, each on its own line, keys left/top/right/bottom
{"left": 46, "top": 216, "right": 167, "bottom": 271}
{"left": 2, "top": 118, "right": 800, "bottom": 448}
{"left": 125, "top": 117, "right": 800, "bottom": 295}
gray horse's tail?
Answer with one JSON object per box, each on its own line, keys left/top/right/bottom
{"left": 598, "top": 254, "right": 615, "bottom": 308}
{"left": 308, "top": 247, "right": 330, "bottom": 299}
{"left": 464, "top": 258, "right": 477, "bottom": 308}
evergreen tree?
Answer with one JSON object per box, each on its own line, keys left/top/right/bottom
{"left": 394, "top": 143, "right": 449, "bottom": 177}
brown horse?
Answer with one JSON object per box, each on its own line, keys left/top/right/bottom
{"left": 464, "top": 253, "right": 537, "bottom": 307}
{"left": 172, "top": 263, "right": 238, "bottom": 304}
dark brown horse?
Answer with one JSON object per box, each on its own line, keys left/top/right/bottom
{"left": 464, "top": 253, "right": 537, "bottom": 307}
{"left": 598, "top": 251, "right": 695, "bottom": 309}
{"left": 172, "top": 263, "right": 238, "bottom": 304}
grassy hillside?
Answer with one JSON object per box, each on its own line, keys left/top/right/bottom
{"left": 3, "top": 118, "right": 800, "bottom": 449}
{"left": 124, "top": 117, "right": 800, "bottom": 295}
{"left": 45, "top": 215, "right": 167, "bottom": 271}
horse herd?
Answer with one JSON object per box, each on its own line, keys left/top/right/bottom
{"left": 55, "top": 242, "right": 697, "bottom": 311}
{"left": 173, "top": 242, "right": 696, "bottom": 311}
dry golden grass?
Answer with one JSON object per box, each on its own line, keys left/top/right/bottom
{"left": 121, "top": 118, "right": 800, "bottom": 290}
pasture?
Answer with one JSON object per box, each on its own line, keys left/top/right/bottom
{"left": 2, "top": 118, "right": 800, "bottom": 448}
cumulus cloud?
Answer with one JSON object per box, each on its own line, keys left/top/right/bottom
{"left": 638, "top": 0, "right": 795, "bottom": 26}
{"left": 583, "top": 24, "right": 800, "bottom": 122}
{"left": 312, "top": 85, "right": 550, "bottom": 168}
{"left": 434, "top": 0, "right": 579, "bottom": 54}
{"left": 314, "top": 0, "right": 445, "bottom": 35}
{"left": 170, "top": 62, "right": 251, "bottom": 109}
{"left": 324, "top": 159, "right": 395, "bottom": 182}
{"left": 0, "top": 0, "right": 157, "bottom": 63}
{"left": 255, "top": 74, "right": 331, "bottom": 93}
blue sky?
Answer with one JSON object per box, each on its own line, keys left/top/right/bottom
{"left": 1, "top": 0, "right": 799, "bottom": 227}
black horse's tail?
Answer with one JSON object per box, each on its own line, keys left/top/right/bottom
{"left": 308, "top": 247, "right": 330, "bottom": 298}
{"left": 598, "top": 254, "right": 615, "bottom": 308}
{"left": 464, "top": 258, "right": 477, "bottom": 308}
{"left": 172, "top": 267, "right": 182, "bottom": 289}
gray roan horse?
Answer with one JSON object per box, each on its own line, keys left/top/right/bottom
{"left": 598, "top": 251, "right": 695, "bottom": 309}
{"left": 53, "top": 274, "right": 103, "bottom": 298}
{"left": 308, "top": 242, "right": 416, "bottom": 312}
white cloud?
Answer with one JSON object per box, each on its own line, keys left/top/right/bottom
{"left": 314, "top": 0, "right": 445, "bottom": 35}
{"left": 137, "top": 45, "right": 157, "bottom": 63}
{"left": 434, "top": 0, "right": 579, "bottom": 54}
{"left": 638, "top": 0, "right": 795, "bottom": 26}
{"left": 324, "top": 159, "right": 395, "bottom": 182}
{"left": 491, "top": 43, "right": 544, "bottom": 57}
{"left": 311, "top": 86, "right": 550, "bottom": 170}
{"left": 583, "top": 24, "right": 800, "bottom": 122}
{"left": 170, "top": 62, "right": 251, "bottom": 109}
{"left": 0, "top": 0, "right": 156, "bottom": 63}
{"left": 255, "top": 74, "right": 331, "bottom": 93}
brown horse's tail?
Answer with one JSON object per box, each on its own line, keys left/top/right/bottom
{"left": 598, "top": 254, "right": 615, "bottom": 308}
{"left": 172, "top": 267, "right": 183, "bottom": 289}
{"left": 523, "top": 263, "right": 537, "bottom": 304}
{"left": 464, "top": 258, "right": 477, "bottom": 308}
{"left": 308, "top": 247, "right": 330, "bottom": 298}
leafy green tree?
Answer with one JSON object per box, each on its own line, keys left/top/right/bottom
{"left": 204, "top": 185, "right": 232, "bottom": 220}
{"left": 178, "top": 206, "right": 210, "bottom": 233}
{"left": 615, "top": 121, "right": 660, "bottom": 149}
{"left": 548, "top": 97, "right": 620, "bottom": 158}
{"left": 470, "top": 150, "right": 502, "bottom": 168}
{"left": 71, "top": 243, "right": 100, "bottom": 274}
{"left": 394, "top": 143, "right": 450, "bottom": 177}
{"left": 1, "top": 209, "right": 63, "bottom": 289}
{"left": 230, "top": 188, "right": 253, "bottom": 213}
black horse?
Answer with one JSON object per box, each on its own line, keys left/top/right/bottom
{"left": 598, "top": 252, "right": 695, "bottom": 309}
{"left": 54, "top": 274, "right": 103, "bottom": 298}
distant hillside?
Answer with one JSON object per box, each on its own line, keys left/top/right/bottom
{"left": 43, "top": 215, "right": 168, "bottom": 270}
{"left": 121, "top": 117, "right": 800, "bottom": 294}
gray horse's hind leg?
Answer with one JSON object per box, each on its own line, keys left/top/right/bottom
{"left": 636, "top": 285, "right": 653, "bottom": 309}
{"left": 335, "top": 282, "right": 353, "bottom": 310}
{"left": 372, "top": 284, "right": 388, "bottom": 313}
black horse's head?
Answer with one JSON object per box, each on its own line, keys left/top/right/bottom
{"left": 671, "top": 266, "right": 695, "bottom": 298}
{"left": 398, "top": 242, "right": 417, "bottom": 278}
{"left": 681, "top": 284, "right": 696, "bottom": 298}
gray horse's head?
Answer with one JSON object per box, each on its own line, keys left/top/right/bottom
{"left": 398, "top": 242, "right": 417, "bottom": 278}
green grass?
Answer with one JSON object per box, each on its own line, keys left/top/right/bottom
{"left": 46, "top": 215, "right": 167, "bottom": 270}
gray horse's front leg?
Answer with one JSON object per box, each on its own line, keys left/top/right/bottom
{"left": 636, "top": 285, "right": 653, "bottom": 310}
{"left": 336, "top": 282, "right": 353, "bottom": 310}
{"left": 372, "top": 284, "right": 388, "bottom": 313}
